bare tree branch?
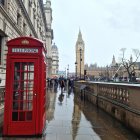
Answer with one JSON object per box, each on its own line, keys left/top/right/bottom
{"left": 119, "top": 48, "right": 140, "bottom": 81}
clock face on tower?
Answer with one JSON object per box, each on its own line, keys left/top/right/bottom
{"left": 78, "top": 45, "right": 83, "bottom": 51}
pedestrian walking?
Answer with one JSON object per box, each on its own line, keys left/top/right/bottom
{"left": 60, "top": 80, "right": 65, "bottom": 93}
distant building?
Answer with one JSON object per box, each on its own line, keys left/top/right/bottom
{"left": 85, "top": 55, "right": 140, "bottom": 80}
{"left": 85, "top": 64, "right": 106, "bottom": 79}
{"left": 68, "top": 72, "right": 75, "bottom": 78}
{"left": 135, "top": 62, "right": 140, "bottom": 77}
{"left": 85, "top": 55, "right": 120, "bottom": 79}
{"left": 58, "top": 71, "right": 66, "bottom": 78}
{"left": 109, "top": 55, "right": 140, "bottom": 79}
{"left": 51, "top": 43, "right": 59, "bottom": 77}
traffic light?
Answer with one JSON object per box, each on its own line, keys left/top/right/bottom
{"left": 84, "top": 70, "right": 87, "bottom": 75}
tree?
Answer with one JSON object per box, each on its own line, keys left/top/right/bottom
{"left": 120, "top": 48, "right": 140, "bottom": 82}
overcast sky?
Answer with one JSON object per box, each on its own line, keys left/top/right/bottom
{"left": 47, "top": 0, "right": 140, "bottom": 72}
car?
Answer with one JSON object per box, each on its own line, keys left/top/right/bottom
{"left": 122, "top": 77, "right": 128, "bottom": 82}
{"left": 136, "top": 78, "right": 140, "bottom": 82}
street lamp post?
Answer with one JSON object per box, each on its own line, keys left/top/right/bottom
{"left": 80, "top": 48, "right": 82, "bottom": 79}
{"left": 67, "top": 64, "right": 69, "bottom": 78}
{"left": 75, "top": 62, "right": 77, "bottom": 78}
{"left": 65, "top": 67, "right": 66, "bottom": 78}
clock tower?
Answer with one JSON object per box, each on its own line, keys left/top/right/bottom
{"left": 75, "top": 29, "right": 85, "bottom": 78}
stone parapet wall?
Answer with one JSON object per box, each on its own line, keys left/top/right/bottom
{"left": 74, "top": 81, "right": 140, "bottom": 135}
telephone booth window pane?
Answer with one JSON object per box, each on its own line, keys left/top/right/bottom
{"left": 15, "top": 63, "right": 20, "bottom": 71}
{"left": 30, "top": 80, "right": 34, "bottom": 85}
{"left": 21, "top": 72, "right": 28, "bottom": 80}
{"left": 21, "top": 81, "right": 27, "bottom": 91}
{"left": 23, "top": 81, "right": 28, "bottom": 86}
{"left": 29, "top": 63, "right": 34, "bottom": 71}
{"left": 28, "top": 81, "right": 34, "bottom": 87}
{"left": 13, "top": 91, "right": 20, "bottom": 100}
{"left": 28, "top": 87, "right": 33, "bottom": 90}
{"left": 12, "top": 112, "right": 18, "bottom": 121}
{"left": 12, "top": 62, "right": 35, "bottom": 121}
{"left": 22, "top": 63, "right": 28, "bottom": 71}
{"left": 14, "top": 81, "right": 20, "bottom": 89}
{"left": 26, "top": 112, "right": 32, "bottom": 120}
{"left": 20, "top": 101, "right": 26, "bottom": 110}
{"left": 19, "top": 112, "right": 25, "bottom": 121}
{"left": 14, "top": 72, "right": 20, "bottom": 81}
{"left": 27, "top": 102, "right": 32, "bottom": 110}
{"left": 28, "top": 72, "right": 34, "bottom": 80}
{"left": 28, "top": 94, "right": 33, "bottom": 100}
{"left": 13, "top": 101, "right": 19, "bottom": 110}
{"left": 22, "top": 91, "right": 27, "bottom": 100}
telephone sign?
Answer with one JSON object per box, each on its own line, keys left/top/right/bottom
{"left": 12, "top": 48, "right": 39, "bottom": 53}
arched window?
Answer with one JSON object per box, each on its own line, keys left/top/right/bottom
{"left": 17, "top": 13, "right": 21, "bottom": 26}
{"left": 23, "top": 22, "right": 26, "bottom": 35}
{"left": 0, "top": 0, "right": 4, "bottom": 5}
{"left": 0, "top": 36, "right": 2, "bottom": 64}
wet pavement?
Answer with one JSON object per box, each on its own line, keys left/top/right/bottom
{"left": 0, "top": 85, "right": 139, "bottom": 140}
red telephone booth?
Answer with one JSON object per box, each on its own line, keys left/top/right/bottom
{"left": 3, "top": 37, "right": 47, "bottom": 136}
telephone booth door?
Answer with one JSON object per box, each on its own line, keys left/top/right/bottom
{"left": 8, "top": 59, "right": 38, "bottom": 135}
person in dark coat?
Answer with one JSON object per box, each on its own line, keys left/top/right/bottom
{"left": 60, "top": 80, "right": 65, "bottom": 93}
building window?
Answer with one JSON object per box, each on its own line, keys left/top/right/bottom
{"left": 22, "top": 0, "right": 25, "bottom": 4}
{"left": 23, "top": 23, "right": 26, "bottom": 35}
{"left": 28, "top": 0, "right": 32, "bottom": 17}
{"left": 17, "top": 13, "right": 21, "bottom": 26}
{"left": 0, "top": 0, "right": 5, "bottom": 5}
{"left": 0, "top": 36, "right": 2, "bottom": 65}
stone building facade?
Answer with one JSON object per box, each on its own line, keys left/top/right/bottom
{"left": 51, "top": 43, "right": 59, "bottom": 77}
{"left": 75, "top": 30, "right": 85, "bottom": 78}
{"left": 85, "top": 55, "right": 140, "bottom": 80}
{"left": 44, "top": 0, "right": 53, "bottom": 78}
{"left": 0, "top": 0, "right": 53, "bottom": 86}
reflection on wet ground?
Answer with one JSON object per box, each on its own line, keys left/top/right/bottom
{"left": 0, "top": 86, "right": 139, "bottom": 140}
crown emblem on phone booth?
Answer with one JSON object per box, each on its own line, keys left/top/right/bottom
{"left": 21, "top": 39, "right": 29, "bottom": 45}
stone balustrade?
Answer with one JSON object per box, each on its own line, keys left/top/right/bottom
{"left": 74, "top": 81, "right": 140, "bottom": 135}
{"left": 99, "top": 86, "right": 129, "bottom": 105}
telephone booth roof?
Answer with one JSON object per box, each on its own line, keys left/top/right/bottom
{"left": 7, "top": 36, "right": 44, "bottom": 47}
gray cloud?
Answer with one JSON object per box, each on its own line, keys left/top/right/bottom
{"left": 49, "top": 0, "right": 140, "bottom": 71}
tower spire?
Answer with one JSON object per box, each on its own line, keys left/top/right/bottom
{"left": 46, "top": 0, "right": 51, "bottom": 3}
{"left": 112, "top": 55, "right": 116, "bottom": 66}
{"left": 45, "top": 0, "right": 51, "bottom": 8}
{"left": 130, "top": 55, "right": 133, "bottom": 63}
{"left": 77, "top": 29, "right": 83, "bottom": 42}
